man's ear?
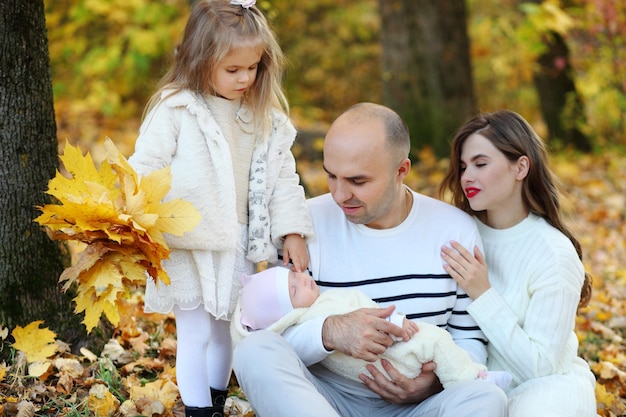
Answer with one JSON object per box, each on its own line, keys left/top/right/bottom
{"left": 516, "top": 156, "right": 530, "bottom": 180}
{"left": 397, "top": 157, "right": 411, "bottom": 180}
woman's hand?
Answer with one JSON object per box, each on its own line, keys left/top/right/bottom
{"left": 441, "top": 241, "right": 490, "bottom": 299}
{"left": 360, "top": 360, "right": 442, "bottom": 404}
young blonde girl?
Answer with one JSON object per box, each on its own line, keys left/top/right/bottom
{"left": 128, "top": 1, "right": 313, "bottom": 416}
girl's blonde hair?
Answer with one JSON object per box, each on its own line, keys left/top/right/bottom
{"left": 439, "top": 110, "right": 592, "bottom": 309}
{"left": 145, "top": 0, "right": 288, "bottom": 135}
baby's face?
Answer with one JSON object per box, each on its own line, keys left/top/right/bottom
{"left": 288, "top": 270, "right": 320, "bottom": 308}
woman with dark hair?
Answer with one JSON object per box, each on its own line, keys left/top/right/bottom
{"left": 439, "top": 110, "right": 597, "bottom": 416}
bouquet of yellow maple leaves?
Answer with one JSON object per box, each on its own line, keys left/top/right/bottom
{"left": 35, "top": 138, "right": 201, "bottom": 332}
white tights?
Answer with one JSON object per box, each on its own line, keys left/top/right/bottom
{"left": 173, "top": 305, "right": 232, "bottom": 407}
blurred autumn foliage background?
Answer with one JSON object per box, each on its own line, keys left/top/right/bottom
{"left": 46, "top": 0, "right": 626, "bottom": 154}
{"left": 1, "top": 0, "right": 626, "bottom": 416}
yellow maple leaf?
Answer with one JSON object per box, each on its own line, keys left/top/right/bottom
{"left": 595, "top": 383, "right": 616, "bottom": 407}
{"left": 139, "top": 166, "right": 172, "bottom": 204}
{"left": 73, "top": 264, "right": 125, "bottom": 332}
{"left": 130, "top": 379, "right": 179, "bottom": 410}
{"left": 64, "top": 243, "right": 151, "bottom": 332}
{"left": 152, "top": 198, "right": 202, "bottom": 237}
{"left": 11, "top": 321, "right": 57, "bottom": 363}
{"left": 59, "top": 243, "right": 108, "bottom": 290}
{"left": 104, "top": 137, "right": 138, "bottom": 190}
{"left": 0, "top": 361, "right": 7, "bottom": 382}
{"left": 102, "top": 138, "right": 201, "bottom": 260}
{"left": 61, "top": 141, "right": 115, "bottom": 185}
{"left": 35, "top": 138, "right": 200, "bottom": 332}
{"left": 88, "top": 383, "right": 120, "bottom": 416}
{"left": 122, "top": 182, "right": 149, "bottom": 221}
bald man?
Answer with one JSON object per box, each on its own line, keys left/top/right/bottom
{"left": 234, "top": 103, "right": 507, "bottom": 417}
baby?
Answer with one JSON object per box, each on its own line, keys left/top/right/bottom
{"left": 231, "top": 266, "right": 511, "bottom": 389}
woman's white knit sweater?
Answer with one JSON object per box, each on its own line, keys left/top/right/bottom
{"left": 468, "top": 214, "right": 597, "bottom": 416}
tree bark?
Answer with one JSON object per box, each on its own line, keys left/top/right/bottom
{"left": 378, "top": 0, "right": 477, "bottom": 158}
{"left": 533, "top": 31, "right": 591, "bottom": 151}
{"left": 519, "top": 0, "right": 591, "bottom": 151}
{"left": 0, "top": 1, "right": 88, "bottom": 353}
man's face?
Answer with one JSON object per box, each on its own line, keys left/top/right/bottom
{"left": 323, "top": 117, "right": 406, "bottom": 230}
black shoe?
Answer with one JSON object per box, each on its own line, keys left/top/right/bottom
{"left": 185, "top": 406, "right": 224, "bottom": 417}
{"left": 210, "top": 387, "right": 228, "bottom": 409}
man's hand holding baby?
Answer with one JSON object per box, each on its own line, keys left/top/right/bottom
{"left": 321, "top": 305, "right": 408, "bottom": 362}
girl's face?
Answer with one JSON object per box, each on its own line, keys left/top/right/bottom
{"left": 288, "top": 271, "right": 320, "bottom": 309}
{"left": 460, "top": 133, "right": 528, "bottom": 228}
{"left": 213, "top": 44, "right": 263, "bottom": 100}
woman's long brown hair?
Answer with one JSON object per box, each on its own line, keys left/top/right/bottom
{"left": 439, "top": 110, "right": 592, "bottom": 309}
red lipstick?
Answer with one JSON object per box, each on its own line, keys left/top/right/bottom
{"left": 465, "top": 187, "right": 480, "bottom": 198}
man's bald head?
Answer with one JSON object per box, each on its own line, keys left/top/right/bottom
{"left": 332, "top": 102, "right": 411, "bottom": 163}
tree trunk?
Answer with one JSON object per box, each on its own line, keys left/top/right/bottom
{"left": 519, "top": 0, "right": 591, "bottom": 151}
{"left": 378, "top": 0, "right": 477, "bottom": 158}
{"left": 533, "top": 31, "right": 591, "bottom": 151}
{"left": 0, "top": 1, "right": 88, "bottom": 353}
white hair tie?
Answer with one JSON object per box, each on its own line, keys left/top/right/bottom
{"left": 230, "top": 0, "right": 256, "bottom": 9}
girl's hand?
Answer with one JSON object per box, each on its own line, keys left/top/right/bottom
{"left": 282, "top": 234, "right": 309, "bottom": 272}
{"left": 441, "top": 241, "right": 490, "bottom": 299}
